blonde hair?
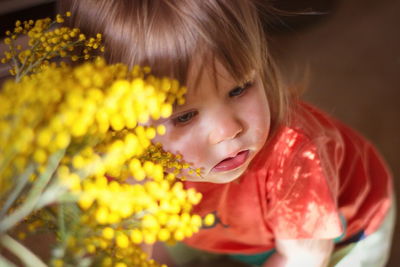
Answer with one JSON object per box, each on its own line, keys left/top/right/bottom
{"left": 59, "top": 0, "right": 289, "bottom": 131}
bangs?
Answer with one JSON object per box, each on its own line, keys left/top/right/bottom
{"left": 62, "top": 0, "right": 288, "bottom": 130}
{"left": 92, "top": 0, "right": 265, "bottom": 86}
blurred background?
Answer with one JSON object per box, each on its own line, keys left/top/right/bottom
{"left": 271, "top": 0, "right": 400, "bottom": 266}
{"left": 0, "top": 0, "right": 399, "bottom": 266}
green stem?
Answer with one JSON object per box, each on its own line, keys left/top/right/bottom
{"left": 0, "top": 149, "right": 17, "bottom": 181}
{"left": 0, "top": 163, "right": 35, "bottom": 220}
{"left": 0, "top": 149, "right": 65, "bottom": 233}
{"left": 0, "top": 254, "right": 17, "bottom": 267}
{"left": 9, "top": 44, "right": 21, "bottom": 82}
{"left": 16, "top": 51, "right": 51, "bottom": 82}
{"left": 14, "top": 21, "right": 55, "bottom": 81}
{"left": 17, "top": 39, "right": 86, "bottom": 80}
{"left": 0, "top": 234, "right": 46, "bottom": 267}
{"left": 35, "top": 184, "right": 76, "bottom": 208}
{"left": 20, "top": 36, "right": 43, "bottom": 74}
{"left": 58, "top": 203, "right": 66, "bottom": 242}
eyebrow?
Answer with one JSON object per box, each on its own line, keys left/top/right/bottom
{"left": 225, "top": 72, "right": 256, "bottom": 92}
{"left": 170, "top": 69, "right": 256, "bottom": 111}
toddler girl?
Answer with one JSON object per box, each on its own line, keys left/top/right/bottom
{"left": 62, "top": 0, "right": 395, "bottom": 266}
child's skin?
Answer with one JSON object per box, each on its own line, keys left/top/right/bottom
{"left": 153, "top": 57, "right": 270, "bottom": 184}
{"left": 151, "top": 56, "right": 334, "bottom": 267}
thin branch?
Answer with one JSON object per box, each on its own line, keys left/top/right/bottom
{"left": 58, "top": 203, "right": 66, "bottom": 241}
{"left": 0, "top": 149, "right": 65, "bottom": 233}
{"left": 0, "top": 254, "right": 17, "bottom": 267}
{"left": 0, "top": 234, "right": 46, "bottom": 267}
{"left": 0, "top": 163, "right": 35, "bottom": 219}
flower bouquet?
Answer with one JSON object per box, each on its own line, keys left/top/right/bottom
{"left": 0, "top": 13, "right": 213, "bottom": 267}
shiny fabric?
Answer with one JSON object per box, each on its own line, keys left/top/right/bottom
{"left": 183, "top": 102, "right": 393, "bottom": 254}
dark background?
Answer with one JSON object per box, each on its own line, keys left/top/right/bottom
{"left": 0, "top": 0, "right": 399, "bottom": 266}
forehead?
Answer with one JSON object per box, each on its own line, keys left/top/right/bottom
{"left": 185, "top": 54, "right": 248, "bottom": 96}
{"left": 187, "top": 54, "right": 256, "bottom": 95}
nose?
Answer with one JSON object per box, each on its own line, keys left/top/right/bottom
{"left": 208, "top": 110, "right": 243, "bottom": 145}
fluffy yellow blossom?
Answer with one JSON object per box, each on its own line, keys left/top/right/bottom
{"left": 1, "top": 13, "right": 103, "bottom": 82}
{"left": 116, "top": 233, "right": 130, "bottom": 248}
{"left": 0, "top": 14, "right": 208, "bottom": 267}
{"left": 204, "top": 213, "right": 216, "bottom": 226}
{"left": 102, "top": 227, "right": 115, "bottom": 239}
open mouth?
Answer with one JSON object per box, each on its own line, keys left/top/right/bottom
{"left": 212, "top": 150, "right": 250, "bottom": 172}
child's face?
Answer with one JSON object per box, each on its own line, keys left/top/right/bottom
{"left": 154, "top": 60, "right": 271, "bottom": 183}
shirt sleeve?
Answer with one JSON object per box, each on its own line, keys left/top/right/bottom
{"left": 266, "top": 128, "right": 344, "bottom": 240}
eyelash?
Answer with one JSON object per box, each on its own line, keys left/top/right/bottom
{"left": 172, "top": 110, "right": 198, "bottom": 126}
{"left": 172, "top": 81, "right": 254, "bottom": 126}
{"left": 228, "top": 81, "right": 253, "bottom": 97}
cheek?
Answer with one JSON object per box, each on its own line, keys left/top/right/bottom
{"left": 253, "top": 103, "right": 270, "bottom": 133}
{"left": 242, "top": 90, "right": 271, "bottom": 142}
{"left": 152, "top": 125, "right": 206, "bottom": 166}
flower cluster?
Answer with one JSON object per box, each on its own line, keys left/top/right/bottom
{"left": 140, "top": 143, "right": 202, "bottom": 180}
{"left": 1, "top": 12, "right": 103, "bottom": 81}
{"left": 0, "top": 15, "right": 213, "bottom": 267}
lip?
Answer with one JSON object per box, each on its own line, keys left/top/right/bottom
{"left": 212, "top": 150, "right": 250, "bottom": 172}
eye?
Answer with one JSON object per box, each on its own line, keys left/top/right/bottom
{"left": 228, "top": 81, "right": 253, "bottom": 97}
{"left": 172, "top": 110, "right": 198, "bottom": 126}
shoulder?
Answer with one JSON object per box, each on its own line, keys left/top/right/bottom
{"left": 244, "top": 101, "right": 345, "bottom": 175}
{"left": 265, "top": 102, "right": 345, "bottom": 166}
{"left": 287, "top": 101, "right": 344, "bottom": 144}
{"left": 277, "top": 102, "right": 347, "bottom": 173}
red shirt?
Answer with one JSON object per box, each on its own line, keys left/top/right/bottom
{"left": 183, "top": 102, "right": 392, "bottom": 254}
